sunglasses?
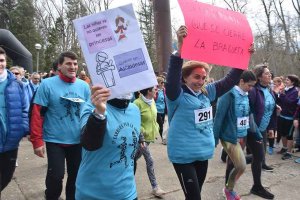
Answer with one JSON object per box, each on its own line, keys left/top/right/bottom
{"left": 13, "top": 72, "right": 20, "bottom": 75}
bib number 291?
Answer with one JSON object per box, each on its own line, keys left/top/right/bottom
{"left": 194, "top": 107, "right": 213, "bottom": 124}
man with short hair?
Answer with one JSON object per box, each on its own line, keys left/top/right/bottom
{"left": 30, "top": 51, "right": 90, "bottom": 200}
{"left": 79, "top": 70, "right": 91, "bottom": 85}
{"left": 19, "top": 66, "right": 28, "bottom": 83}
{"left": 0, "top": 47, "right": 29, "bottom": 192}
{"left": 29, "top": 72, "right": 41, "bottom": 93}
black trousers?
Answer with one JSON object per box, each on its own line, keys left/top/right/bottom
{"left": 45, "top": 142, "right": 81, "bottom": 200}
{"left": 0, "top": 148, "right": 18, "bottom": 192}
{"left": 246, "top": 133, "right": 265, "bottom": 187}
{"left": 173, "top": 160, "right": 208, "bottom": 200}
{"left": 156, "top": 113, "right": 165, "bottom": 140}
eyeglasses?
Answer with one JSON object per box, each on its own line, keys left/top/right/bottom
{"left": 0, "top": 59, "right": 5, "bottom": 62}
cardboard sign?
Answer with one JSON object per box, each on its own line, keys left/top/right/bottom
{"left": 73, "top": 4, "right": 157, "bottom": 99}
{"left": 178, "top": 0, "right": 253, "bottom": 69}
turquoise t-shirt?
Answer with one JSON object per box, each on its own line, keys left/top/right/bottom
{"left": 259, "top": 87, "right": 275, "bottom": 132}
{"left": 232, "top": 87, "right": 250, "bottom": 138}
{"left": 33, "top": 76, "right": 90, "bottom": 144}
{"left": 76, "top": 101, "right": 141, "bottom": 200}
{"left": 0, "top": 79, "right": 8, "bottom": 135}
{"left": 155, "top": 89, "right": 165, "bottom": 114}
{"left": 167, "top": 84, "right": 216, "bottom": 163}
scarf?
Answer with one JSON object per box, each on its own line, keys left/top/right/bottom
{"left": 30, "top": 80, "right": 39, "bottom": 91}
{"left": 141, "top": 94, "right": 153, "bottom": 106}
{"left": 0, "top": 69, "right": 8, "bottom": 83}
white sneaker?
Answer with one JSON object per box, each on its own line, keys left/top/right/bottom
{"left": 152, "top": 186, "right": 166, "bottom": 197}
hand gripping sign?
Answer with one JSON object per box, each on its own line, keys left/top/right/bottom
{"left": 73, "top": 4, "right": 157, "bottom": 99}
{"left": 178, "top": 0, "right": 253, "bottom": 69}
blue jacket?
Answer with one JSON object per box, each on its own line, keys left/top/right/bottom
{"left": 214, "top": 90, "right": 262, "bottom": 145}
{"left": 248, "top": 83, "right": 277, "bottom": 131}
{"left": 165, "top": 55, "right": 243, "bottom": 163}
{"left": 278, "top": 86, "right": 298, "bottom": 118}
{"left": 0, "top": 71, "right": 29, "bottom": 152}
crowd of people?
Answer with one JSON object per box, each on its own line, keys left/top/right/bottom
{"left": 0, "top": 24, "right": 300, "bottom": 200}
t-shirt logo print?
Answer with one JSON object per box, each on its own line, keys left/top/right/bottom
{"left": 110, "top": 130, "right": 138, "bottom": 168}
{"left": 59, "top": 94, "right": 81, "bottom": 121}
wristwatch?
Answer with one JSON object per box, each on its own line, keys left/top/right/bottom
{"left": 172, "top": 50, "right": 180, "bottom": 57}
{"left": 93, "top": 111, "right": 106, "bottom": 120}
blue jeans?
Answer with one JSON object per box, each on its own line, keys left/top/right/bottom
{"left": 45, "top": 142, "right": 81, "bottom": 200}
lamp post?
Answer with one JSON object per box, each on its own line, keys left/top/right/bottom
{"left": 35, "top": 43, "right": 42, "bottom": 73}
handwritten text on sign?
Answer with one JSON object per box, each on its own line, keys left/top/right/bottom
{"left": 83, "top": 19, "right": 117, "bottom": 53}
{"left": 178, "top": 0, "right": 253, "bottom": 69}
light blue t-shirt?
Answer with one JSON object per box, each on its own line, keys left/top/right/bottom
{"left": 259, "top": 87, "right": 275, "bottom": 132}
{"left": 76, "top": 101, "right": 141, "bottom": 200}
{"left": 0, "top": 79, "right": 8, "bottom": 135}
{"left": 155, "top": 89, "right": 165, "bottom": 114}
{"left": 167, "top": 84, "right": 216, "bottom": 163}
{"left": 232, "top": 87, "right": 250, "bottom": 138}
{"left": 33, "top": 76, "right": 90, "bottom": 144}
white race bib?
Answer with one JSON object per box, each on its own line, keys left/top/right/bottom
{"left": 237, "top": 116, "right": 249, "bottom": 129}
{"left": 60, "top": 96, "right": 85, "bottom": 103}
{"left": 194, "top": 106, "right": 213, "bottom": 124}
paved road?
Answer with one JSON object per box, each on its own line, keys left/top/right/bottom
{"left": 1, "top": 137, "right": 300, "bottom": 200}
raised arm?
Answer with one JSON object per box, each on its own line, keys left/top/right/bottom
{"left": 80, "top": 85, "right": 110, "bottom": 151}
{"left": 166, "top": 25, "right": 186, "bottom": 101}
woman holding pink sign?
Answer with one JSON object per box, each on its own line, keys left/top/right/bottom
{"left": 165, "top": 25, "right": 253, "bottom": 200}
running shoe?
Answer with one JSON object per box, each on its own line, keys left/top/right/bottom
{"left": 152, "top": 186, "right": 166, "bottom": 197}
{"left": 267, "top": 147, "right": 273, "bottom": 155}
{"left": 282, "top": 152, "right": 292, "bottom": 160}
{"left": 277, "top": 148, "right": 287, "bottom": 154}
{"left": 262, "top": 164, "right": 273, "bottom": 172}
{"left": 223, "top": 187, "right": 241, "bottom": 200}
{"left": 250, "top": 185, "right": 274, "bottom": 199}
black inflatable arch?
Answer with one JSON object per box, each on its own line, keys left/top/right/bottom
{"left": 0, "top": 29, "right": 33, "bottom": 73}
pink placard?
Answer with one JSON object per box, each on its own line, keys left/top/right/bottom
{"left": 178, "top": 0, "right": 253, "bottom": 69}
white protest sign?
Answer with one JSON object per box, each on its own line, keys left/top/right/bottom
{"left": 73, "top": 4, "right": 157, "bottom": 99}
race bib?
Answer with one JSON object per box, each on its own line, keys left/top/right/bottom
{"left": 60, "top": 96, "right": 85, "bottom": 103}
{"left": 194, "top": 106, "right": 213, "bottom": 124}
{"left": 237, "top": 116, "right": 249, "bottom": 129}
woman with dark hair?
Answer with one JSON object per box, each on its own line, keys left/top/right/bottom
{"left": 133, "top": 87, "right": 166, "bottom": 197}
{"left": 214, "top": 70, "right": 257, "bottom": 199}
{"left": 165, "top": 25, "right": 253, "bottom": 200}
{"left": 76, "top": 86, "right": 141, "bottom": 199}
{"left": 247, "top": 64, "right": 278, "bottom": 199}
{"left": 277, "top": 74, "right": 299, "bottom": 160}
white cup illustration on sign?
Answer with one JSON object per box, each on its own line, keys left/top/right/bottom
{"left": 96, "top": 51, "right": 116, "bottom": 88}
